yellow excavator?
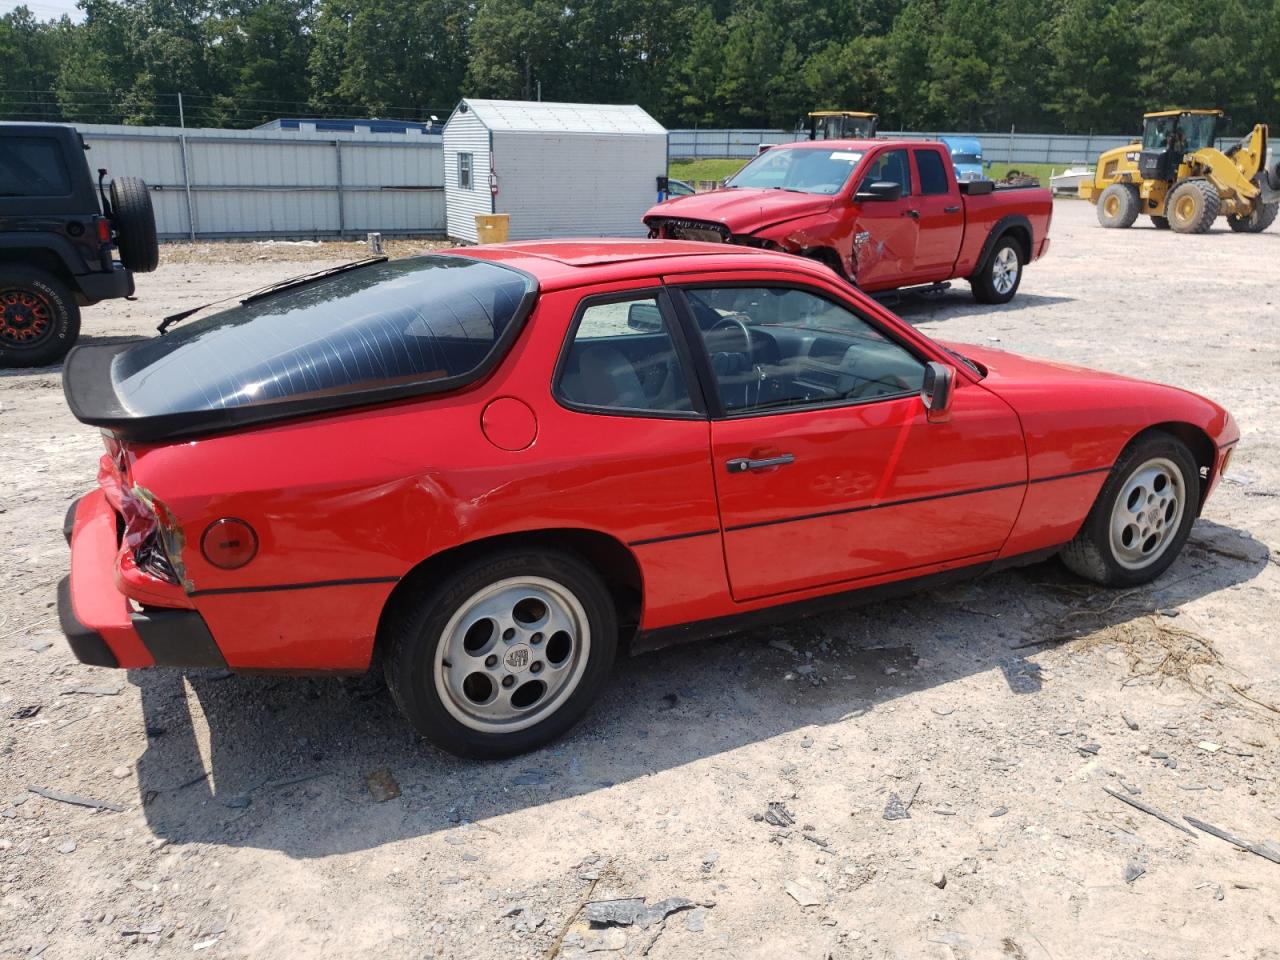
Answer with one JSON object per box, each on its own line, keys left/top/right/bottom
{"left": 1079, "top": 109, "right": 1280, "bottom": 233}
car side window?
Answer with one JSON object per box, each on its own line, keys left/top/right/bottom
{"left": 557, "top": 294, "right": 695, "bottom": 414}
{"left": 0, "top": 137, "right": 72, "bottom": 197}
{"left": 914, "top": 149, "right": 951, "bottom": 196}
{"left": 859, "top": 148, "right": 912, "bottom": 197}
{"left": 683, "top": 286, "right": 925, "bottom": 415}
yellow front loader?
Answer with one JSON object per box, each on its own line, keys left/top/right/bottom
{"left": 1079, "top": 109, "right": 1280, "bottom": 233}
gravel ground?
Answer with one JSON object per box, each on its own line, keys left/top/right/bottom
{"left": 2, "top": 201, "right": 1278, "bottom": 960}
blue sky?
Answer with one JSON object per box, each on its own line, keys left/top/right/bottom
{"left": 4, "top": 0, "right": 83, "bottom": 20}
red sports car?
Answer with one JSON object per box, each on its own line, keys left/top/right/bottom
{"left": 58, "top": 242, "right": 1237, "bottom": 758}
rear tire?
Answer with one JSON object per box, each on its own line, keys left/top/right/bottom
{"left": 383, "top": 548, "right": 618, "bottom": 759}
{"left": 1166, "top": 179, "right": 1220, "bottom": 234}
{"left": 1060, "top": 433, "right": 1199, "bottom": 587}
{"left": 0, "top": 266, "right": 81, "bottom": 368}
{"left": 1150, "top": 215, "right": 1170, "bottom": 230}
{"left": 110, "top": 176, "right": 159, "bottom": 273}
{"left": 1097, "top": 184, "right": 1140, "bottom": 228}
{"left": 970, "top": 235, "right": 1023, "bottom": 304}
{"left": 1226, "top": 201, "right": 1278, "bottom": 233}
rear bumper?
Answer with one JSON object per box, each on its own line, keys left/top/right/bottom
{"left": 59, "top": 491, "right": 225, "bottom": 669}
{"left": 73, "top": 263, "right": 133, "bottom": 305}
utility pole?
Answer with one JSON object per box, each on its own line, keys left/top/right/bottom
{"left": 537, "top": 80, "right": 542, "bottom": 102}
{"left": 177, "top": 92, "right": 196, "bottom": 241}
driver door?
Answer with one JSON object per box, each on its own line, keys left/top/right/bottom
{"left": 849, "top": 147, "right": 919, "bottom": 291}
{"left": 671, "top": 278, "right": 1027, "bottom": 601}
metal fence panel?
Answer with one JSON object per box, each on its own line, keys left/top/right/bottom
{"left": 75, "top": 123, "right": 445, "bottom": 241}
{"left": 668, "top": 128, "right": 1142, "bottom": 164}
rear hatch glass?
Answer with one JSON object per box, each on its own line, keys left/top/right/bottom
{"left": 63, "top": 254, "right": 536, "bottom": 440}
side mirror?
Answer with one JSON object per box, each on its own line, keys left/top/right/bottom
{"left": 921, "top": 361, "right": 955, "bottom": 423}
{"left": 854, "top": 180, "right": 902, "bottom": 202}
{"left": 627, "top": 302, "right": 663, "bottom": 333}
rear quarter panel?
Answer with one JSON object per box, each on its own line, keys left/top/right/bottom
{"left": 126, "top": 279, "right": 723, "bottom": 671}
{"left": 954, "top": 187, "right": 1053, "bottom": 277}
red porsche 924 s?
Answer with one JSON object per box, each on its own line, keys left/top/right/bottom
{"left": 58, "top": 242, "right": 1237, "bottom": 757}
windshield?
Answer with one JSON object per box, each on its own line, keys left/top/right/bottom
{"left": 951, "top": 153, "right": 982, "bottom": 165}
{"left": 1143, "top": 113, "right": 1217, "bottom": 152}
{"left": 728, "top": 147, "right": 864, "bottom": 195}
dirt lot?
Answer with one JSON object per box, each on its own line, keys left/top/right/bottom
{"left": 2, "top": 201, "right": 1278, "bottom": 960}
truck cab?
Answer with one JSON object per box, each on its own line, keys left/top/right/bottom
{"left": 940, "top": 136, "right": 986, "bottom": 181}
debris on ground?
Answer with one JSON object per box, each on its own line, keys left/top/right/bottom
{"left": 27, "top": 785, "right": 125, "bottom": 812}
{"left": 364, "top": 769, "right": 401, "bottom": 802}
{"left": 784, "top": 878, "right": 824, "bottom": 907}
{"left": 1184, "top": 816, "right": 1280, "bottom": 865}
{"left": 1102, "top": 786, "right": 1197, "bottom": 838}
{"left": 1124, "top": 860, "right": 1146, "bottom": 884}
{"left": 883, "top": 783, "right": 920, "bottom": 821}
{"left": 755, "top": 801, "right": 795, "bottom": 827}
{"left": 583, "top": 896, "right": 695, "bottom": 928}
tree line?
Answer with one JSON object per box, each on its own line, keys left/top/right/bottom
{"left": 3, "top": 0, "right": 1277, "bottom": 136}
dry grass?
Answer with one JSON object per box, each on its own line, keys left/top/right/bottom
{"left": 158, "top": 237, "right": 453, "bottom": 265}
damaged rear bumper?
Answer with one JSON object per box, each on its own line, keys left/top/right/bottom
{"left": 58, "top": 491, "right": 226, "bottom": 670}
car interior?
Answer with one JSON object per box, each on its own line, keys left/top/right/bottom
{"left": 556, "top": 287, "right": 926, "bottom": 416}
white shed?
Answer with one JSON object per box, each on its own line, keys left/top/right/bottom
{"left": 442, "top": 99, "right": 667, "bottom": 243}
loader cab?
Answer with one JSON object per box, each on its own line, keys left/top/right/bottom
{"left": 1139, "top": 109, "right": 1222, "bottom": 180}
{"left": 808, "top": 111, "right": 879, "bottom": 141}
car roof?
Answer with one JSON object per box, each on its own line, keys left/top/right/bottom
{"left": 455, "top": 239, "right": 833, "bottom": 290}
{"left": 769, "top": 138, "right": 902, "bottom": 151}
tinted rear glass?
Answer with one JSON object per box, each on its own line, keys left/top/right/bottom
{"left": 0, "top": 136, "right": 72, "bottom": 197}
{"left": 111, "top": 255, "right": 533, "bottom": 416}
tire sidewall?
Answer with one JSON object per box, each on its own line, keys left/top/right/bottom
{"left": 386, "top": 549, "right": 618, "bottom": 759}
{"left": 1078, "top": 435, "right": 1200, "bottom": 587}
{"left": 973, "top": 236, "right": 1023, "bottom": 304}
{"left": 0, "top": 267, "right": 81, "bottom": 368}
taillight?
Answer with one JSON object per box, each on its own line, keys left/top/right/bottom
{"left": 201, "top": 519, "right": 258, "bottom": 569}
{"left": 96, "top": 218, "right": 111, "bottom": 244}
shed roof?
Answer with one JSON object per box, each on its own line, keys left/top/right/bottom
{"left": 451, "top": 99, "right": 666, "bottom": 136}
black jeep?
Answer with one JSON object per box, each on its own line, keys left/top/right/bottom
{"left": 0, "top": 122, "right": 157, "bottom": 367}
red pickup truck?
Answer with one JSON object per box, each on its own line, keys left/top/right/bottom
{"left": 644, "top": 139, "right": 1053, "bottom": 303}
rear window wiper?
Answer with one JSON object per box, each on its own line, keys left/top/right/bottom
{"left": 157, "top": 256, "right": 388, "bottom": 335}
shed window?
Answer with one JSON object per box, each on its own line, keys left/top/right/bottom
{"left": 458, "top": 152, "right": 473, "bottom": 190}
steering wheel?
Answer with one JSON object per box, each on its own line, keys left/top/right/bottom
{"left": 709, "top": 314, "right": 753, "bottom": 358}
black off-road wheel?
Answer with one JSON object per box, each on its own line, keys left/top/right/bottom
{"left": 1060, "top": 432, "right": 1200, "bottom": 587}
{"left": 1150, "top": 215, "right": 1171, "bottom": 230}
{"left": 1166, "top": 179, "right": 1220, "bottom": 234}
{"left": 1226, "top": 201, "right": 1278, "bottom": 233}
{"left": 0, "top": 266, "right": 81, "bottom": 368}
{"left": 110, "top": 176, "right": 159, "bottom": 273}
{"left": 382, "top": 548, "right": 618, "bottom": 759}
{"left": 970, "top": 235, "right": 1023, "bottom": 304}
{"left": 1096, "top": 183, "right": 1140, "bottom": 228}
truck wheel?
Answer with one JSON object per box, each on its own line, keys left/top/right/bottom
{"left": 1096, "top": 184, "right": 1140, "bottom": 228}
{"left": 0, "top": 266, "right": 81, "bottom": 368}
{"left": 382, "top": 548, "right": 618, "bottom": 759}
{"left": 110, "top": 176, "right": 159, "bottom": 273}
{"left": 1226, "top": 201, "right": 1278, "bottom": 233}
{"left": 1150, "top": 215, "right": 1171, "bottom": 230}
{"left": 1060, "top": 432, "right": 1198, "bottom": 587}
{"left": 1166, "top": 179, "right": 1220, "bottom": 234}
{"left": 970, "top": 235, "right": 1023, "bottom": 305}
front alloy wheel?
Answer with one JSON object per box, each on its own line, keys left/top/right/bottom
{"left": 383, "top": 548, "right": 617, "bottom": 758}
{"left": 1061, "top": 432, "right": 1199, "bottom": 587}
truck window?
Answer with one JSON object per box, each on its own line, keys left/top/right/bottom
{"left": 858, "top": 149, "right": 912, "bottom": 197}
{"left": 0, "top": 137, "right": 72, "bottom": 197}
{"left": 914, "top": 150, "right": 951, "bottom": 195}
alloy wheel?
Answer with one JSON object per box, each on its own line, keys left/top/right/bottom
{"left": 1108, "top": 457, "right": 1186, "bottom": 570}
{"left": 992, "top": 247, "right": 1019, "bottom": 295}
{"left": 433, "top": 576, "right": 591, "bottom": 733}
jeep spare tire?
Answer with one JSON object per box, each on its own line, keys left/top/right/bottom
{"left": 110, "top": 176, "right": 159, "bottom": 273}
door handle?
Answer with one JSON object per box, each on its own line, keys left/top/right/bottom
{"left": 902, "top": 209, "right": 920, "bottom": 219}
{"left": 726, "top": 454, "right": 796, "bottom": 473}
{"left": 944, "top": 205, "right": 961, "bottom": 214}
